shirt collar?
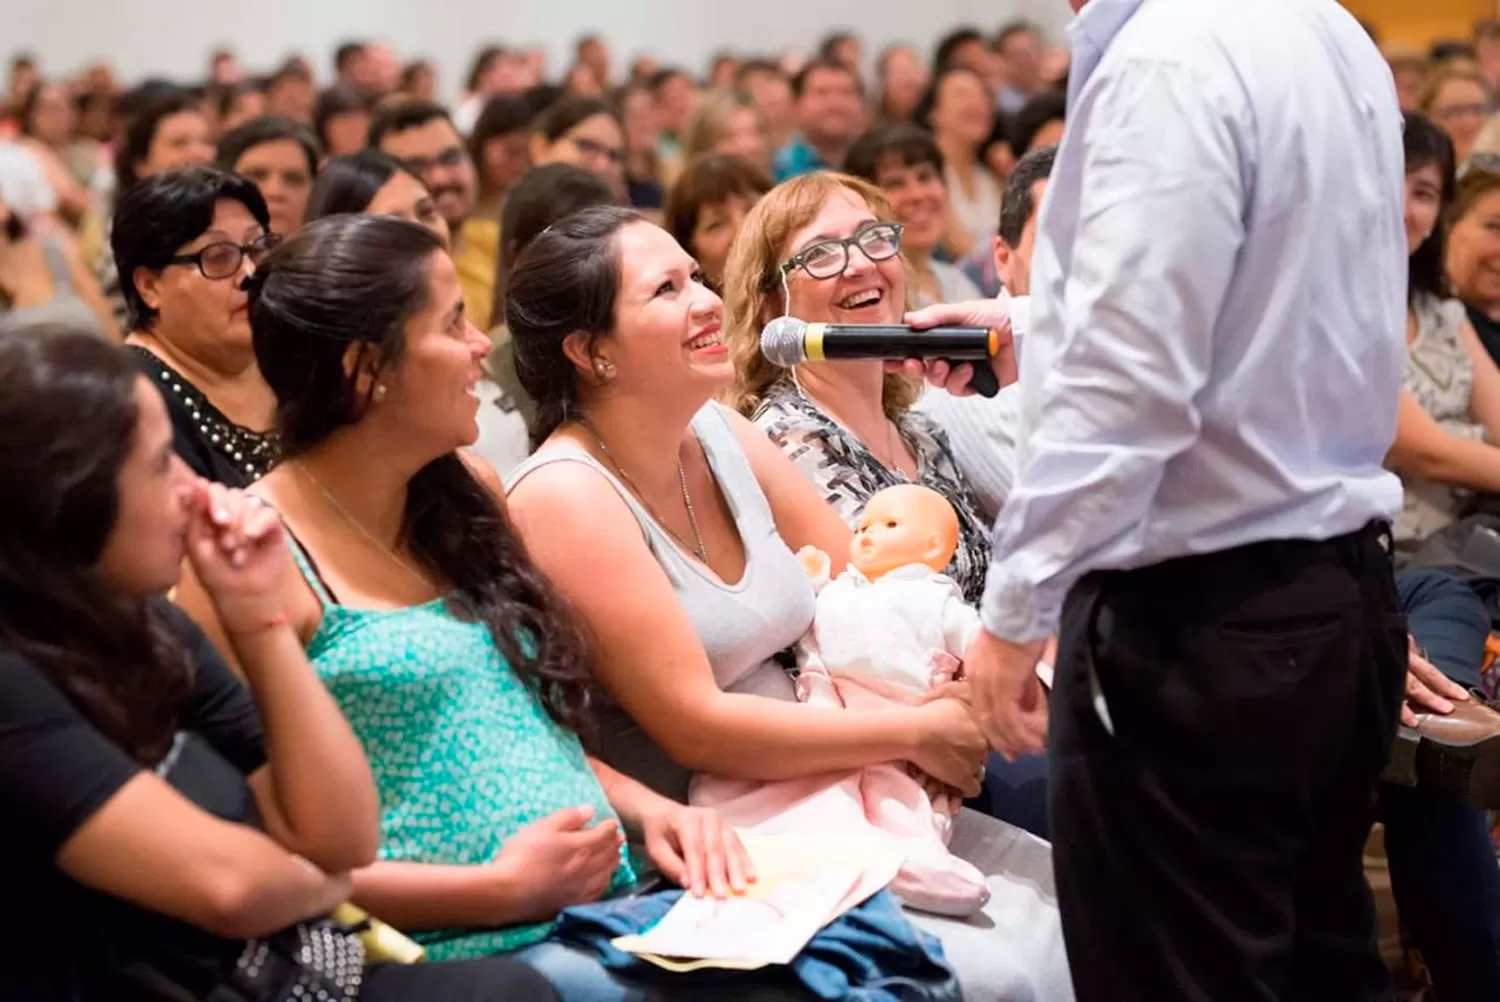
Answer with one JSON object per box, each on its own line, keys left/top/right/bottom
{"left": 1068, "top": 0, "right": 1148, "bottom": 107}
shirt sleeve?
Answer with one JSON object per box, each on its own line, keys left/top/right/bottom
{"left": 0, "top": 651, "right": 142, "bottom": 858}
{"left": 981, "top": 58, "right": 1247, "bottom": 642}
{"left": 167, "top": 606, "right": 267, "bottom": 776}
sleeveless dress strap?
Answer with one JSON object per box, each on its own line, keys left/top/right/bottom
{"left": 281, "top": 523, "right": 337, "bottom": 608}
{"left": 39, "top": 238, "right": 76, "bottom": 295}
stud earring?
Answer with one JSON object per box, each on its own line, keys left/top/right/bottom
{"left": 594, "top": 359, "right": 617, "bottom": 381}
{"left": 374, "top": 384, "right": 388, "bottom": 401}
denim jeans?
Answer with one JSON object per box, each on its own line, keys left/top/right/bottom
{"left": 514, "top": 941, "right": 813, "bottom": 1001}
{"left": 1380, "top": 569, "right": 1500, "bottom": 1001}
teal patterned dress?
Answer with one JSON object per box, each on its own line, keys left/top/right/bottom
{"left": 286, "top": 539, "right": 635, "bottom": 961}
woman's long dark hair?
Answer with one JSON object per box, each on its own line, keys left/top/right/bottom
{"left": 506, "top": 205, "right": 641, "bottom": 447}
{"left": 0, "top": 326, "right": 192, "bottom": 763}
{"left": 1406, "top": 111, "right": 1457, "bottom": 306}
{"left": 249, "top": 214, "right": 598, "bottom": 739}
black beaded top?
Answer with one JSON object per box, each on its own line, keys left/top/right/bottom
{"left": 128, "top": 345, "right": 279, "bottom": 487}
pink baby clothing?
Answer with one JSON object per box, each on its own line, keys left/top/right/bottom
{"left": 691, "top": 563, "right": 991, "bottom": 916}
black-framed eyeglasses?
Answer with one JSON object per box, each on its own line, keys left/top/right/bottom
{"left": 166, "top": 233, "right": 281, "bottom": 280}
{"left": 779, "top": 222, "right": 903, "bottom": 281}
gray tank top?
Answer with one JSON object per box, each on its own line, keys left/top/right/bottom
{"left": 507, "top": 402, "right": 815, "bottom": 801}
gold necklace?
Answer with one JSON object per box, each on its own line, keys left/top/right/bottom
{"left": 291, "top": 460, "right": 439, "bottom": 594}
{"left": 576, "top": 416, "right": 710, "bottom": 565}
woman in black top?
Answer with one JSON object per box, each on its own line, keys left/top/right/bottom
{"left": 113, "top": 165, "right": 281, "bottom": 486}
{"left": 0, "top": 324, "right": 557, "bottom": 1001}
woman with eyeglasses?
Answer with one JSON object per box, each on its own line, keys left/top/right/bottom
{"left": 721, "top": 172, "right": 992, "bottom": 607}
{"left": 528, "top": 97, "right": 626, "bottom": 201}
{"left": 113, "top": 166, "right": 280, "bottom": 486}
{"left": 1422, "top": 63, "right": 1494, "bottom": 167}
{"left": 503, "top": 206, "right": 1066, "bottom": 1000}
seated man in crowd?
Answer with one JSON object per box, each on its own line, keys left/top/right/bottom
{"left": 368, "top": 101, "right": 492, "bottom": 325}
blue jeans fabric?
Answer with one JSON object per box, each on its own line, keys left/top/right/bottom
{"left": 536, "top": 889, "right": 959, "bottom": 1002}
{"left": 1380, "top": 569, "right": 1500, "bottom": 1002}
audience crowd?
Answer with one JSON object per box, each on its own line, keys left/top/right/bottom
{"left": 5, "top": 13, "right": 1500, "bottom": 1002}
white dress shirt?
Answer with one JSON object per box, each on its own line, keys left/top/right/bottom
{"left": 916, "top": 295, "right": 1031, "bottom": 522}
{"left": 980, "top": 0, "right": 1406, "bottom": 643}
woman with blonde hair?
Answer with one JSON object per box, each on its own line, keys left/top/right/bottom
{"left": 677, "top": 90, "right": 771, "bottom": 178}
{"left": 721, "top": 171, "right": 991, "bottom": 606}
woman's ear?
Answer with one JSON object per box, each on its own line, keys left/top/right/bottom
{"left": 132, "top": 266, "right": 164, "bottom": 314}
{"left": 342, "top": 342, "right": 387, "bottom": 401}
{"left": 561, "top": 331, "right": 600, "bottom": 384}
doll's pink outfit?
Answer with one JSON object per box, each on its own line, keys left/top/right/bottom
{"left": 690, "top": 562, "right": 991, "bottom": 916}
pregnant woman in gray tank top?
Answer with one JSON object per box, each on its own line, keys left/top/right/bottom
{"left": 503, "top": 207, "right": 1073, "bottom": 1000}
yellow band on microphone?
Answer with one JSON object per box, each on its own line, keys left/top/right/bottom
{"left": 805, "top": 322, "right": 829, "bottom": 362}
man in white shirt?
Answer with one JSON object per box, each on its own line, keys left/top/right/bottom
{"left": 909, "top": 0, "right": 1409, "bottom": 997}
{"left": 917, "top": 145, "right": 1057, "bottom": 521}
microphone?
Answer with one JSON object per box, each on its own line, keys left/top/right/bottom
{"left": 760, "top": 317, "right": 1001, "bottom": 397}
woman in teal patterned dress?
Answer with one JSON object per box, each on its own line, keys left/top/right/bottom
{"left": 176, "top": 215, "right": 757, "bottom": 995}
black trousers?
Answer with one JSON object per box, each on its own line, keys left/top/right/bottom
{"left": 1050, "top": 524, "right": 1408, "bottom": 1002}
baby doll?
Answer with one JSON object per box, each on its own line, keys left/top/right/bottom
{"left": 690, "top": 484, "right": 994, "bottom": 916}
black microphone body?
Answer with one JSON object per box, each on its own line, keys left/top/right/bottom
{"left": 761, "top": 318, "right": 1002, "bottom": 397}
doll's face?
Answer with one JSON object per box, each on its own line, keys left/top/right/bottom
{"left": 850, "top": 485, "right": 958, "bottom": 580}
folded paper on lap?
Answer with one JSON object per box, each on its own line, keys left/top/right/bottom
{"left": 613, "top": 832, "right": 907, "bottom": 969}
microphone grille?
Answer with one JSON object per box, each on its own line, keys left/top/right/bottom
{"left": 761, "top": 316, "right": 810, "bottom": 367}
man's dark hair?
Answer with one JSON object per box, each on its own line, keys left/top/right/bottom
{"left": 995, "top": 21, "right": 1039, "bottom": 52}
{"left": 932, "top": 28, "right": 986, "bottom": 73}
{"left": 367, "top": 100, "right": 452, "bottom": 148}
{"left": 818, "top": 31, "right": 858, "bottom": 61}
{"left": 334, "top": 41, "right": 368, "bottom": 76}
{"left": 792, "top": 58, "right": 862, "bottom": 100}
{"left": 998, "top": 144, "right": 1057, "bottom": 248}
{"left": 648, "top": 67, "right": 691, "bottom": 94}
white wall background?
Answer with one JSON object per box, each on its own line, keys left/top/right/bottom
{"left": 10, "top": 0, "right": 1073, "bottom": 98}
